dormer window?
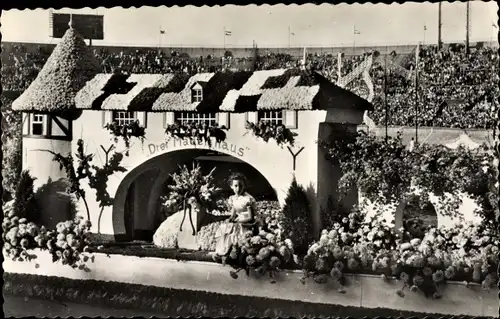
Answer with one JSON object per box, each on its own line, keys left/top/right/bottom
{"left": 31, "top": 113, "right": 45, "bottom": 135}
{"left": 191, "top": 83, "right": 203, "bottom": 103}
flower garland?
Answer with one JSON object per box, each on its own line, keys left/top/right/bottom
{"left": 164, "top": 121, "right": 228, "bottom": 148}
{"left": 104, "top": 120, "right": 146, "bottom": 156}
{"left": 245, "top": 120, "right": 297, "bottom": 147}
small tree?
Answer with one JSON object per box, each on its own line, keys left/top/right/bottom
{"left": 281, "top": 177, "right": 313, "bottom": 256}
{"left": 12, "top": 170, "right": 38, "bottom": 222}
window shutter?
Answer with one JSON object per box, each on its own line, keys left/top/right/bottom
{"left": 245, "top": 112, "right": 259, "bottom": 124}
{"left": 217, "top": 113, "right": 230, "bottom": 129}
{"left": 42, "top": 114, "right": 49, "bottom": 135}
{"left": 283, "top": 110, "right": 298, "bottom": 129}
{"left": 102, "top": 111, "right": 113, "bottom": 127}
{"left": 22, "top": 113, "right": 30, "bottom": 135}
{"left": 137, "top": 112, "right": 148, "bottom": 128}
{"left": 163, "top": 112, "right": 175, "bottom": 128}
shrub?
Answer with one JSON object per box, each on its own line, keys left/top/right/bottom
{"left": 280, "top": 178, "right": 313, "bottom": 256}
{"left": 1, "top": 97, "right": 22, "bottom": 201}
{"left": 12, "top": 171, "right": 38, "bottom": 223}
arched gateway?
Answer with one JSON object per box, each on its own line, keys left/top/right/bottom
{"left": 11, "top": 25, "right": 373, "bottom": 241}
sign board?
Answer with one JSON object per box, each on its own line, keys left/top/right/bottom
{"left": 51, "top": 13, "right": 104, "bottom": 40}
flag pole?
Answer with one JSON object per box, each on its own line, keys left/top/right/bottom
{"left": 158, "top": 26, "right": 162, "bottom": 49}
{"left": 384, "top": 50, "right": 388, "bottom": 141}
{"left": 353, "top": 25, "right": 356, "bottom": 55}
{"left": 223, "top": 26, "right": 226, "bottom": 50}
{"left": 288, "top": 26, "right": 291, "bottom": 49}
{"left": 415, "top": 42, "right": 420, "bottom": 144}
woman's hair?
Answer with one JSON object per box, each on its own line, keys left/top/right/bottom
{"left": 228, "top": 172, "right": 247, "bottom": 186}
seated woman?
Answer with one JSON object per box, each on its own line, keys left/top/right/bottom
{"left": 214, "top": 173, "right": 258, "bottom": 257}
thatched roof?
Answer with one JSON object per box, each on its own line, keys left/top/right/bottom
{"left": 75, "top": 69, "right": 373, "bottom": 113}
{"left": 12, "top": 26, "right": 100, "bottom": 113}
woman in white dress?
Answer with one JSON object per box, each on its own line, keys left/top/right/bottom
{"left": 214, "top": 173, "right": 258, "bottom": 257}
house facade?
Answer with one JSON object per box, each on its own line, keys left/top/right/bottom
{"left": 12, "top": 25, "right": 483, "bottom": 242}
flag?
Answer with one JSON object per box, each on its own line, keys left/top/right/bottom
{"left": 424, "top": 25, "right": 427, "bottom": 31}
{"left": 290, "top": 32, "right": 295, "bottom": 36}
{"left": 160, "top": 30, "right": 165, "bottom": 34}
{"left": 225, "top": 30, "right": 232, "bottom": 36}
{"left": 493, "top": 23, "right": 498, "bottom": 29}
{"left": 354, "top": 29, "right": 361, "bottom": 35}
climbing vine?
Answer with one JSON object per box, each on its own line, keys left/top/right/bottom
{"left": 245, "top": 121, "right": 297, "bottom": 147}
{"left": 104, "top": 120, "right": 146, "bottom": 156}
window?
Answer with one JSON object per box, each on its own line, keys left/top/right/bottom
{"left": 112, "top": 111, "right": 137, "bottom": 126}
{"left": 31, "top": 114, "right": 44, "bottom": 135}
{"left": 174, "top": 112, "right": 217, "bottom": 126}
{"left": 258, "top": 111, "right": 284, "bottom": 125}
{"left": 192, "top": 88, "right": 203, "bottom": 103}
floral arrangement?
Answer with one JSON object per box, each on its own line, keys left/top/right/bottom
{"left": 245, "top": 120, "right": 297, "bottom": 147}
{"left": 3, "top": 214, "right": 42, "bottom": 263}
{"left": 164, "top": 121, "right": 228, "bottom": 147}
{"left": 3, "top": 200, "right": 94, "bottom": 271}
{"left": 195, "top": 201, "right": 283, "bottom": 252}
{"left": 301, "top": 203, "right": 498, "bottom": 299}
{"left": 255, "top": 200, "right": 284, "bottom": 237}
{"left": 223, "top": 229, "right": 295, "bottom": 283}
{"left": 300, "top": 209, "right": 399, "bottom": 292}
{"left": 209, "top": 198, "right": 231, "bottom": 216}
{"left": 104, "top": 120, "right": 146, "bottom": 156}
{"left": 374, "top": 222, "right": 498, "bottom": 299}
{"left": 45, "top": 217, "right": 94, "bottom": 270}
{"left": 161, "top": 163, "right": 222, "bottom": 234}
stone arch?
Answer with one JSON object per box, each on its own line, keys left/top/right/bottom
{"left": 112, "top": 148, "right": 279, "bottom": 241}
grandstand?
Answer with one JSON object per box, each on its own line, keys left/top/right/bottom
{"left": 1, "top": 40, "right": 498, "bottom": 130}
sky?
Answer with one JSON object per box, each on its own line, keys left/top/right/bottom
{"left": 1, "top": 2, "right": 498, "bottom": 48}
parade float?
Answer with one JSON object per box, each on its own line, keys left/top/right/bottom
{"left": 3, "top": 21, "right": 498, "bottom": 317}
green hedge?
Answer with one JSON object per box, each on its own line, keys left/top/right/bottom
{"left": 3, "top": 273, "right": 467, "bottom": 318}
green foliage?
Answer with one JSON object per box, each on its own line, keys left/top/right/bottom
{"left": 281, "top": 177, "right": 314, "bottom": 256}
{"left": 320, "top": 129, "right": 499, "bottom": 233}
{"left": 12, "top": 171, "right": 38, "bottom": 222}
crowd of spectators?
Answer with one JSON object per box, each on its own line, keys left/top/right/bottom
{"left": 1, "top": 42, "right": 497, "bottom": 129}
